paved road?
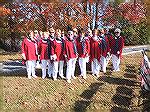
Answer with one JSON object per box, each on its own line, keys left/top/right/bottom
{"left": 0, "top": 45, "right": 149, "bottom": 73}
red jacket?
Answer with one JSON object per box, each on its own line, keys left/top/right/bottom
{"left": 64, "top": 39, "right": 77, "bottom": 60}
{"left": 90, "top": 38, "right": 102, "bottom": 61}
{"left": 51, "top": 39, "right": 65, "bottom": 61}
{"left": 99, "top": 35, "right": 110, "bottom": 57}
{"left": 110, "top": 36, "right": 124, "bottom": 57}
{"left": 76, "top": 37, "right": 90, "bottom": 58}
{"left": 21, "top": 38, "right": 38, "bottom": 60}
{"left": 38, "top": 39, "right": 49, "bottom": 60}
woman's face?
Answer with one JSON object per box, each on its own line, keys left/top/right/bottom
{"left": 115, "top": 32, "right": 120, "bottom": 37}
{"left": 44, "top": 32, "right": 49, "bottom": 39}
{"left": 29, "top": 31, "right": 34, "bottom": 39}
{"left": 56, "top": 31, "right": 61, "bottom": 39}
{"left": 68, "top": 31, "right": 74, "bottom": 40}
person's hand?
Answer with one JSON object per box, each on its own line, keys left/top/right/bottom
{"left": 117, "top": 51, "right": 120, "bottom": 54}
{"left": 107, "top": 52, "right": 110, "bottom": 57}
{"left": 51, "top": 54, "right": 57, "bottom": 60}
{"left": 64, "top": 55, "right": 68, "bottom": 62}
{"left": 22, "top": 53, "right": 26, "bottom": 60}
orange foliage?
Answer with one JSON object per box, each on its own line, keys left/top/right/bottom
{"left": 0, "top": 6, "right": 11, "bottom": 16}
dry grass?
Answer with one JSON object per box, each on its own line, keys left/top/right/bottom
{"left": 0, "top": 52, "right": 145, "bottom": 112}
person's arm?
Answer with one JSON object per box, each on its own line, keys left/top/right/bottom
{"left": 21, "top": 38, "right": 26, "bottom": 60}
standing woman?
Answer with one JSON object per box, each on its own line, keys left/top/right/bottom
{"left": 64, "top": 28, "right": 78, "bottom": 83}
{"left": 110, "top": 28, "right": 124, "bottom": 72}
{"left": 47, "top": 28, "right": 55, "bottom": 78}
{"left": 99, "top": 29, "right": 110, "bottom": 73}
{"left": 21, "top": 30, "right": 38, "bottom": 79}
{"left": 51, "top": 29, "right": 66, "bottom": 80}
{"left": 38, "top": 31, "right": 49, "bottom": 79}
{"left": 90, "top": 29, "right": 101, "bottom": 77}
{"left": 76, "top": 29, "right": 90, "bottom": 79}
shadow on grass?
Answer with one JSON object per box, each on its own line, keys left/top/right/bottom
{"left": 110, "top": 106, "right": 130, "bottom": 112}
{"left": 111, "top": 86, "right": 134, "bottom": 111}
{"left": 74, "top": 82, "right": 103, "bottom": 112}
{"left": 138, "top": 89, "right": 150, "bottom": 112}
{"left": 98, "top": 76, "right": 138, "bottom": 86}
{"left": 125, "top": 64, "right": 136, "bottom": 73}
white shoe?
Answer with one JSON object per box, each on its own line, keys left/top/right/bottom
{"left": 113, "top": 69, "right": 120, "bottom": 72}
{"left": 48, "top": 74, "right": 51, "bottom": 78}
{"left": 67, "top": 79, "right": 71, "bottom": 83}
{"left": 28, "top": 75, "right": 31, "bottom": 79}
{"left": 83, "top": 75, "right": 87, "bottom": 79}
{"left": 53, "top": 78, "right": 57, "bottom": 81}
{"left": 42, "top": 76, "right": 46, "bottom": 79}
{"left": 32, "top": 75, "right": 37, "bottom": 78}
{"left": 92, "top": 73, "right": 95, "bottom": 76}
{"left": 96, "top": 74, "right": 100, "bottom": 78}
{"left": 72, "top": 76, "right": 76, "bottom": 79}
{"left": 60, "top": 76, "right": 66, "bottom": 79}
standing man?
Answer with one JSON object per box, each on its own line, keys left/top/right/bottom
{"left": 51, "top": 29, "right": 66, "bottom": 80}
{"left": 110, "top": 28, "right": 124, "bottom": 72}
{"left": 76, "top": 29, "right": 90, "bottom": 79}
{"left": 64, "top": 28, "right": 78, "bottom": 83}
{"left": 21, "top": 30, "right": 38, "bottom": 79}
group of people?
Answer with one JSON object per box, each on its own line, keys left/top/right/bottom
{"left": 21, "top": 27, "right": 124, "bottom": 83}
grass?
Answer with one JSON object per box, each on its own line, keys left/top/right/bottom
{"left": 0, "top": 52, "right": 147, "bottom": 112}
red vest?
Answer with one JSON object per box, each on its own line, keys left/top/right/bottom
{"left": 64, "top": 39, "right": 77, "bottom": 60}
{"left": 90, "top": 38, "right": 102, "bottom": 61}
{"left": 38, "top": 39, "right": 49, "bottom": 60}
{"left": 51, "top": 39, "right": 65, "bottom": 61}
{"left": 76, "top": 38, "right": 90, "bottom": 58}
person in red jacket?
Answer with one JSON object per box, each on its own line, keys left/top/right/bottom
{"left": 99, "top": 28, "right": 110, "bottom": 73}
{"left": 90, "top": 29, "right": 101, "bottom": 77}
{"left": 47, "top": 28, "right": 55, "bottom": 77}
{"left": 64, "top": 28, "right": 78, "bottom": 83}
{"left": 110, "top": 28, "right": 124, "bottom": 72}
{"left": 51, "top": 29, "right": 66, "bottom": 80}
{"left": 38, "top": 31, "right": 49, "bottom": 79}
{"left": 76, "top": 29, "right": 90, "bottom": 79}
{"left": 21, "top": 30, "right": 38, "bottom": 79}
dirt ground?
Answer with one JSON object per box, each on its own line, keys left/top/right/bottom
{"left": 0, "top": 52, "right": 149, "bottom": 112}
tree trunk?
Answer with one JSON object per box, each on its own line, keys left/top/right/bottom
{"left": 95, "top": 2, "right": 98, "bottom": 29}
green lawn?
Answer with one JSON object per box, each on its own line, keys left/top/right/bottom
{"left": 0, "top": 53, "right": 146, "bottom": 112}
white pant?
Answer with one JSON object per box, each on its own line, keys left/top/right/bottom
{"left": 41, "top": 60, "right": 49, "bottom": 78}
{"left": 112, "top": 54, "right": 120, "bottom": 71}
{"left": 91, "top": 58, "right": 100, "bottom": 74}
{"left": 53, "top": 61, "right": 64, "bottom": 79}
{"left": 100, "top": 56, "right": 107, "bottom": 73}
{"left": 48, "top": 60, "right": 54, "bottom": 77}
{"left": 26, "top": 60, "right": 36, "bottom": 77}
{"left": 66, "top": 58, "right": 77, "bottom": 80}
{"left": 79, "top": 57, "right": 87, "bottom": 76}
